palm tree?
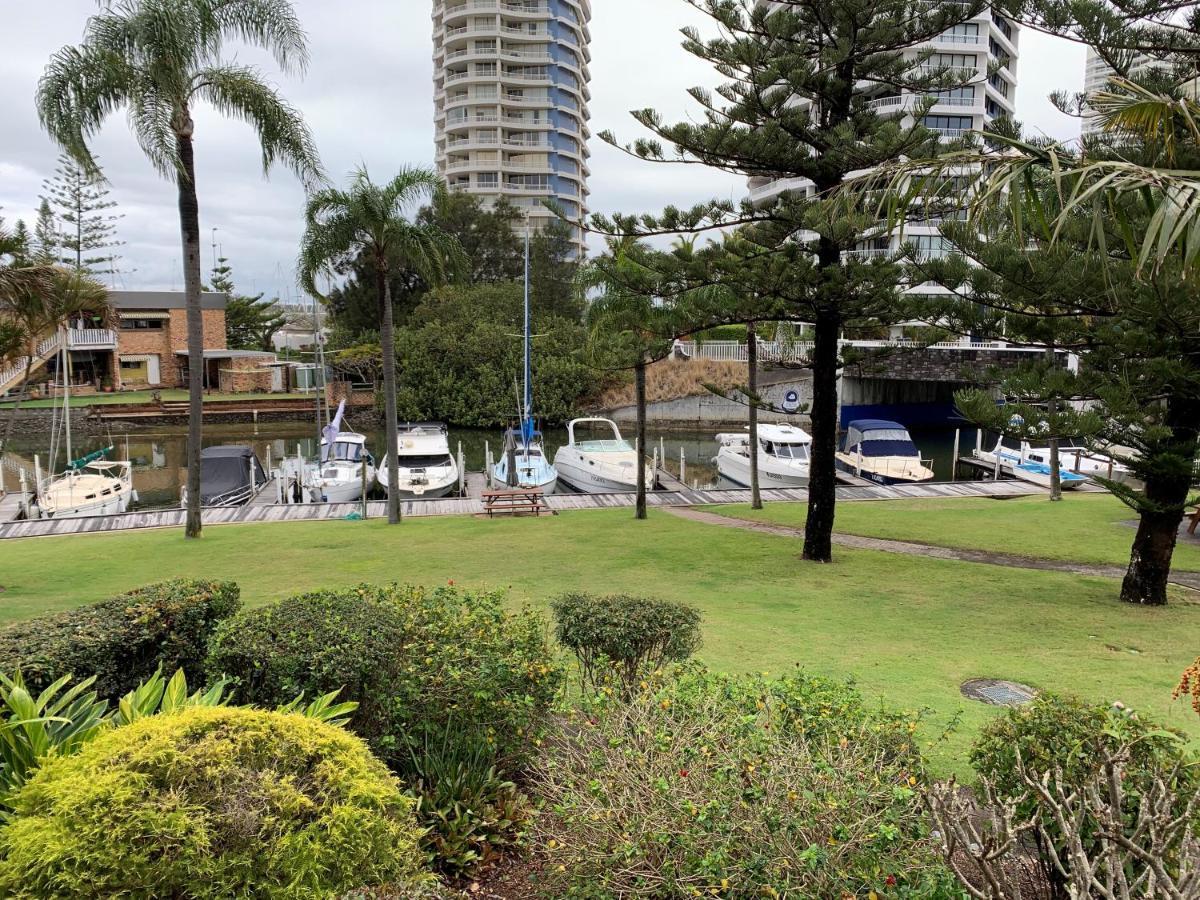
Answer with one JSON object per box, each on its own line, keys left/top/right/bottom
{"left": 1, "top": 267, "right": 112, "bottom": 453}
{"left": 299, "top": 167, "right": 463, "bottom": 525}
{"left": 37, "top": 0, "right": 323, "bottom": 538}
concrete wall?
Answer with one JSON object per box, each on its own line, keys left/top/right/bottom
{"left": 603, "top": 373, "right": 813, "bottom": 428}
{"left": 845, "top": 347, "right": 1066, "bottom": 383}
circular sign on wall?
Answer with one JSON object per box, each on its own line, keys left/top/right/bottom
{"left": 781, "top": 389, "right": 801, "bottom": 414}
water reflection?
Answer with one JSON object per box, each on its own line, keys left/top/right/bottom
{"left": 3, "top": 420, "right": 966, "bottom": 510}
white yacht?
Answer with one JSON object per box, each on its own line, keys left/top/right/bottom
{"left": 1024, "top": 443, "right": 1131, "bottom": 484}
{"left": 377, "top": 423, "right": 459, "bottom": 499}
{"left": 973, "top": 437, "right": 1088, "bottom": 490}
{"left": 714, "top": 423, "right": 812, "bottom": 488}
{"left": 35, "top": 457, "right": 135, "bottom": 518}
{"left": 554, "top": 418, "right": 654, "bottom": 494}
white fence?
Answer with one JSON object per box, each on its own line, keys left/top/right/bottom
{"left": 676, "top": 338, "right": 1054, "bottom": 364}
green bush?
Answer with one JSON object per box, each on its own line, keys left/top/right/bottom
{"left": 0, "top": 706, "right": 426, "bottom": 899}
{"left": 0, "top": 580, "right": 240, "bottom": 700}
{"left": 971, "top": 692, "right": 1199, "bottom": 893}
{"left": 535, "top": 666, "right": 958, "bottom": 899}
{"left": 400, "top": 720, "right": 531, "bottom": 878}
{"left": 207, "top": 583, "right": 561, "bottom": 767}
{"left": 551, "top": 592, "right": 702, "bottom": 693}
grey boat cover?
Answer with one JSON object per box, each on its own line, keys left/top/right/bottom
{"left": 198, "top": 446, "right": 267, "bottom": 505}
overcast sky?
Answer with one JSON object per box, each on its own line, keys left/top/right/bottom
{"left": 0, "top": 2, "right": 1085, "bottom": 301}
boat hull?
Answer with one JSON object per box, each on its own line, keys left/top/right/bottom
{"left": 41, "top": 492, "right": 132, "bottom": 519}
{"left": 834, "top": 457, "right": 935, "bottom": 486}
{"left": 554, "top": 458, "right": 651, "bottom": 494}
{"left": 715, "top": 447, "right": 809, "bottom": 488}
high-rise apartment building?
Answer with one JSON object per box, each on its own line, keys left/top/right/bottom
{"left": 432, "top": 0, "right": 592, "bottom": 257}
{"left": 746, "top": 3, "right": 1020, "bottom": 269}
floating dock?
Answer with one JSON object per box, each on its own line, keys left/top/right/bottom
{"left": 0, "top": 477, "right": 1052, "bottom": 540}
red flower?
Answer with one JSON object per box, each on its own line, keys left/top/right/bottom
{"left": 447, "top": 579, "right": 455, "bottom": 586}
{"left": 885, "top": 875, "right": 897, "bottom": 886}
{"left": 679, "top": 768, "right": 689, "bottom": 777}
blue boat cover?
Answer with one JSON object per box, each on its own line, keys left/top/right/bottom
{"left": 842, "top": 419, "right": 919, "bottom": 458}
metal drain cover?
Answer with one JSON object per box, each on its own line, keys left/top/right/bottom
{"left": 960, "top": 679, "right": 1036, "bottom": 706}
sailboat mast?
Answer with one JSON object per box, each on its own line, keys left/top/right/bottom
{"left": 523, "top": 221, "right": 531, "bottom": 430}
{"left": 61, "top": 329, "right": 71, "bottom": 463}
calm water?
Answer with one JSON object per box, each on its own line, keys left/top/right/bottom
{"left": 4, "top": 419, "right": 967, "bottom": 510}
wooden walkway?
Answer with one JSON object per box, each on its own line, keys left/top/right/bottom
{"left": 0, "top": 477, "right": 1050, "bottom": 540}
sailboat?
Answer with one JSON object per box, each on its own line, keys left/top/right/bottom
{"left": 33, "top": 336, "right": 135, "bottom": 519}
{"left": 491, "top": 224, "right": 558, "bottom": 495}
{"left": 275, "top": 399, "right": 376, "bottom": 504}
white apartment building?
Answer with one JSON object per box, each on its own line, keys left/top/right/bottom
{"left": 746, "top": 2, "right": 1020, "bottom": 283}
{"left": 432, "top": 0, "right": 592, "bottom": 257}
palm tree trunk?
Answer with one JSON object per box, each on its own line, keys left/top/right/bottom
{"left": 380, "top": 269, "right": 401, "bottom": 525}
{"left": 176, "top": 128, "right": 205, "bottom": 539}
{"left": 635, "top": 355, "right": 647, "bottom": 521}
{"left": 748, "top": 321, "right": 762, "bottom": 510}
{"left": 803, "top": 313, "right": 839, "bottom": 562}
{"left": 1120, "top": 394, "right": 1200, "bottom": 605}
{"left": 0, "top": 344, "right": 36, "bottom": 455}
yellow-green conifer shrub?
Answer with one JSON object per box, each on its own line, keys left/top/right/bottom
{"left": 0, "top": 706, "right": 427, "bottom": 899}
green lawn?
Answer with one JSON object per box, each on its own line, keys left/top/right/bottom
{"left": 0, "top": 390, "right": 283, "bottom": 409}
{"left": 708, "top": 493, "right": 1200, "bottom": 571}
{"left": 0, "top": 508, "right": 1196, "bottom": 775}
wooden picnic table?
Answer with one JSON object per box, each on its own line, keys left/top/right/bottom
{"left": 1187, "top": 506, "right": 1200, "bottom": 535}
{"left": 481, "top": 487, "right": 554, "bottom": 518}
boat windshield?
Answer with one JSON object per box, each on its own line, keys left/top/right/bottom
{"left": 397, "top": 454, "right": 453, "bottom": 468}
{"left": 576, "top": 439, "right": 633, "bottom": 452}
{"left": 765, "top": 441, "right": 809, "bottom": 460}
{"left": 329, "top": 441, "right": 364, "bottom": 462}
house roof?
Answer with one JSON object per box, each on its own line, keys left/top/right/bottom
{"left": 109, "top": 290, "right": 229, "bottom": 311}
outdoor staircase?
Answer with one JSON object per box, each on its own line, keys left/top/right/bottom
{"left": 0, "top": 333, "right": 63, "bottom": 395}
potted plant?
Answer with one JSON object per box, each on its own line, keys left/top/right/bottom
{"left": 100, "top": 375, "right": 114, "bottom": 393}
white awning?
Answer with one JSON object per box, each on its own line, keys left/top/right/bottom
{"left": 119, "top": 354, "right": 156, "bottom": 363}
{"left": 119, "top": 310, "right": 171, "bottom": 320}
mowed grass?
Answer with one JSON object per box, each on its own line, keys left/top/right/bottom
{"left": 0, "top": 389, "right": 281, "bottom": 409}
{"left": 709, "top": 492, "right": 1200, "bottom": 571}
{"left": 0, "top": 507, "right": 1197, "bottom": 774}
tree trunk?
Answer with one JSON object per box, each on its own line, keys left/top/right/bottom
{"left": 1045, "top": 346, "right": 1061, "bottom": 501}
{"left": 635, "top": 356, "right": 647, "bottom": 520}
{"left": 379, "top": 267, "right": 402, "bottom": 525}
{"left": 1120, "top": 395, "right": 1200, "bottom": 605}
{"left": 176, "top": 127, "right": 204, "bottom": 539}
{"left": 803, "top": 313, "right": 840, "bottom": 562}
{"left": 748, "top": 321, "right": 762, "bottom": 510}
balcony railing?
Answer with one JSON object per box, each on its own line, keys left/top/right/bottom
{"left": 67, "top": 328, "right": 118, "bottom": 349}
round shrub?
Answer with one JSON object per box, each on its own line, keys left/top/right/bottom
{"left": 206, "top": 583, "right": 561, "bottom": 767}
{"left": 534, "top": 665, "right": 958, "bottom": 899}
{"left": 0, "top": 706, "right": 426, "bottom": 899}
{"left": 551, "top": 592, "right": 702, "bottom": 693}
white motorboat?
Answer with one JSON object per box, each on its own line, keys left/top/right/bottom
{"left": 278, "top": 432, "right": 376, "bottom": 504}
{"left": 973, "top": 437, "right": 1089, "bottom": 490}
{"left": 554, "top": 418, "right": 654, "bottom": 494}
{"left": 1024, "top": 443, "right": 1132, "bottom": 484}
{"left": 714, "top": 423, "right": 812, "bottom": 488}
{"left": 835, "top": 418, "right": 936, "bottom": 485}
{"left": 378, "top": 423, "right": 460, "bottom": 499}
{"left": 35, "top": 458, "right": 135, "bottom": 518}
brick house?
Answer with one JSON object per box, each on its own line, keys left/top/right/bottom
{"left": 70, "top": 290, "right": 276, "bottom": 391}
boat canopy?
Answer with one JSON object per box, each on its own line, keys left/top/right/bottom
{"left": 198, "top": 446, "right": 267, "bottom": 505}
{"left": 842, "top": 419, "right": 919, "bottom": 458}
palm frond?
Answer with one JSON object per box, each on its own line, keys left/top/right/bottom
{"left": 191, "top": 63, "right": 323, "bottom": 187}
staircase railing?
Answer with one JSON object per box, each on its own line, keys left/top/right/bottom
{"left": 0, "top": 333, "right": 63, "bottom": 394}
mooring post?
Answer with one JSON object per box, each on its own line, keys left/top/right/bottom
{"left": 680, "top": 446, "right": 686, "bottom": 484}
{"left": 457, "top": 442, "right": 465, "bottom": 496}
{"left": 361, "top": 459, "right": 369, "bottom": 520}
{"left": 951, "top": 429, "right": 960, "bottom": 481}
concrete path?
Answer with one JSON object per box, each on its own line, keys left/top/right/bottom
{"left": 665, "top": 507, "right": 1200, "bottom": 591}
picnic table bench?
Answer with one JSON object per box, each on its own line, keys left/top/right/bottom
{"left": 1187, "top": 506, "right": 1200, "bottom": 535}
{"left": 481, "top": 487, "right": 554, "bottom": 518}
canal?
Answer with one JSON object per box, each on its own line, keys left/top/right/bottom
{"left": 3, "top": 420, "right": 968, "bottom": 511}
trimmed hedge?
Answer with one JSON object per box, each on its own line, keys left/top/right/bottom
{"left": 206, "top": 583, "right": 560, "bottom": 767}
{"left": 0, "top": 580, "right": 240, "bottom": 700}
{"left": 0, "top": 706, "right": 425, "bottom": 899}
